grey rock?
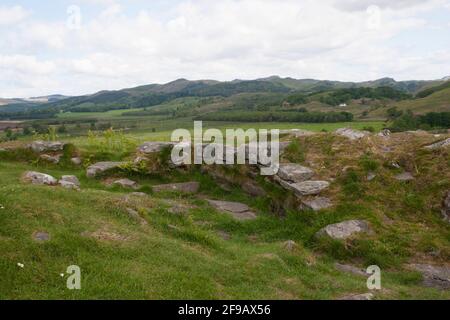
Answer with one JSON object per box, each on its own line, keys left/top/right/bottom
{"left": 316, "top": 220, "right": 370, "bottom": 240}
{"left": 395, "top": 172, "right": 415, "bottom": 181}
{"left": 335, "top": 128, "right": 369, "bottom": 140}
{"left": 300, "top": 197, "right": 332, "bottom": 211}
{"left": 40, "top": 154, "right": 61, "bottom": 164}
{"left": 153, "top": 182, "right": 200, "bottom": 194}
{"left": 58, "top": 180, "right": 80, "bottom": 190}
{"left": 125, "top": 208, "right": 148, "bottom": 226}
{"left": 60, "top": 175, "right": 80, "bottom": 186}
{"left": 335, "top": 263, "right": 368, "bottom": 277}
{"left": 409, "top": 264, "right": 450, "bottom": 290}
{"left": 207, "top": 200, "right": 257, "bottom": 221}
{"left": 377, "top": 129, "right": 391, "bottom": 138}
{"left": 114, "top": 178, "right": 139, "bottom": 190}
{"left": 289, "top": 181, "right": 330, "bottom": 196}
{"left": 339, "top": 293, "right": 374, "bottom": 300}
{"left": 424, "top": 138, "right": 450, "bottom": 150}
{"left": 283, "top": 240, "right": 298, "bottom": 252}
{"left": 130, "top": 192, "right": 147, "bottom": 197}
{"left": 367, "top": 172, "right": 376, "bottom": 181}
{"left": 86, "top": 161, "right": 125, "bottom": 178}
{"left": 138, "top": 142, "right": 174, "bottom": 154}
{"left": 290, "top": 129, "right": 316, "bottom": 137}
{"left": 30, "top": 141, "right": 65, "bottom": 153}
{"left": 33, "top": 231, "right": 50, "bottom": 242}
{"left": 71, "top": 157, "right": 82, "bottom": 166}
{"left": 442, "top": 191, "right": 450, "bottom": 222}
{"left": 23, "top": 171, "right": 58, "bottom": 186}
{"left": 277, "top": 163, "right": 314, "bottom": 183}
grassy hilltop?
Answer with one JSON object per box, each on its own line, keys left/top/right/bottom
{"left": 0, "top": 128, "right": 449, "bottom": 299}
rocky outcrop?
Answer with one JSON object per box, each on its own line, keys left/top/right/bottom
{"left": 335, "top": 128, "right": 370, "bottom": 140}
{"left": 277, "top": 163, "right": 314, "bottom": 183}
{"left": 30, "top": 141, "right": 65, "bottom": 153}
{"left": 86, "top": 162, "right": 125, "bottom": 178}
{"left": 300, "top": 197, "right": 332, "bottom": 211}
{"left": 409, "top": 264, "right": 450, "bottom": 290}
{"left": 424, "top": 138, "right": 450, "bottom": 150}
{"left": 114, "top": 178, "right": 139, "bottom": 190}
{"left": 442, "top": 191, "right": 450, "bottom": 222}
{"left": 207, "top": 200, "right": 257, "bottom": 221}
{"left": 138, "top": 142, "right": 175, "bottom": 154}
{"left": 23, "top": 171, "right": 58, "bottom": 186}
{"left": 316, "top": 220, "right": 370, "bottom": 240}
{"left": 153, "top": 182, "right": 200, "bottom": 194}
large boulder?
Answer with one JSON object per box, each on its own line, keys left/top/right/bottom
{"left": 424, "top": 138, "right": 450, "bottom": 150}
{"left": 23, "top": 171, "right": 58, "bottom": 186}
{"left": 335, "top": 128, "right": 369, "bottom": 140}
{"left": 316, "top": 220, "right": 370, "bottom": 240}
{"left": 138, "top": 142, "right": 174, "bottom": 154}
{"left": 30, "top": 141, "right": 65, "bottom": 153}
{"left": 289, "top": 181, "right": 330, "bottom": 196}
{"left": 152, "top": 182, "right": 200, "bottom": 194}
{"left": 207, "top": 200, "right": 257, "bottom": 221}
{"left": 277, "top": 163, "right": 314, "bottom": 183}
{"left": 86, "top": 162, "right": 125, "bottom": 178}
{"left": 442, "top": 191, "right": 450, "bottom": 222}
{"left": 409, "top": 264, "right": 450, "bottom": 290}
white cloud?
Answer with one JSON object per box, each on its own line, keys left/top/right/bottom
{"left": 0, "top": 5, "right": 29, "bottom": 25}
{"left": 0, "top": 0, "right": 449, "bottom": 97}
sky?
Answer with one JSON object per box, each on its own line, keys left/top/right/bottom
{"left": 1, "top": 0, "right": 450, "bottom": 98}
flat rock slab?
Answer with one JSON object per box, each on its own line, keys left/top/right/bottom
{"left": 301, "top": 197, "right": 332, "bottom": 211}
{"left": 23, "top": 171, "right": 58, "bottom": 186}
{"left": 277, "top": 163, "right": 314, "bottom": 183}
{"left": 290, "top": 181, "right": 330, "bottom": 196}
{"left": 207, "top": 200, "right": 256, "bottom": 221}
{"left": 30, "top": 141, "right": 65, "bottom": 153}
{"left": 59, "top": 180, "right": 80, "bottom": 190}
{"left": 335, "top": 128, "right": 370, "bottom": 140}
{"left": 409, "top": 264, "right": 450, "bottom": 290}
{"left": 316, "top": 220, "right": 370, "bottom": 240}
{"left": 424, "top": 138, "right": 450, "bottom": 150}
{"left": 86, "top": 162, "right": 125, "bottom": 178}
{"left": 138, "top": 142, "right": 174, "bottom": 154}
{"left": 395, "top": 172, "right": 415, "bottom": 181}
{"left": 114, "top": 178, "right": 139, "bottom": 190}
{"left": 153, "top": 182, "right": 200, "bottom": 194}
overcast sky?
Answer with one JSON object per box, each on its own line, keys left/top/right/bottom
{"left": 1, "top": 0, "right": 450, "bottom": 98}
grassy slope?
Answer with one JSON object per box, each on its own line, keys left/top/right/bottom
{"left": 1, "top": 131, "right": 449, "bottom": 300}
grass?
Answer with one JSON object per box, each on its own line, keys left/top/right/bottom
{"left": 1, "top": 127, "right": 449, "bottom": 299}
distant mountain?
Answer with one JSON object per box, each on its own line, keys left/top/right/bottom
{"left": 0, "top": 76, "right": 446, "bottom": 117}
